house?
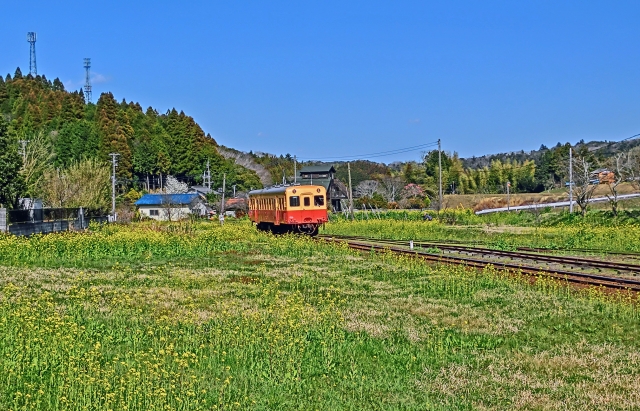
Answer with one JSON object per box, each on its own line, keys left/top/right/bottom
{"left": 298, "top": 165, "right": 349, "bottom": 211}
{"left": 135, "top": 193, "right": 208, "bottom": 221}
{"left": 590, "top": 169, "right": 616, "bottom": 184}
{"left": 189, "top": 185, "right": 213, "bottom": 196}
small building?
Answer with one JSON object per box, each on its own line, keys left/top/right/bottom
{"left": 298, "top": 165, "right": 349, "bottom": 211}
{"left": 225, "top": 197, "right": 247, "bottom": 213}
{"left": 190, "top": 185, "right": 213, "bottom": 196}
{"left": 135, "top": 193, "right": 208, "bottom": 221}
{"left": 591, "top": 168, "right": 616, "bottom": 184}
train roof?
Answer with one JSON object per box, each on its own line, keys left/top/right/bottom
{"left": 248, "top": 184, "right": 326, "bottom": 196}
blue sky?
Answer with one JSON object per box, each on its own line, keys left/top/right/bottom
{"left": 2, "top": 1, "right": 640, "bottom": 163}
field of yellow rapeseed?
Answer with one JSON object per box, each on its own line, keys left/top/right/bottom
{"left": 0, "top": 220, "right": 638, "bottom": 410}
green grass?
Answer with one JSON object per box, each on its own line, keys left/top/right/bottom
{"left": 322, "top": 217, "right": 640, "bottom": 253}
{"left": 0, "top": 221, "right": 639, "bottom": 409}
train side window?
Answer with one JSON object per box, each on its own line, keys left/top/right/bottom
{"left": 289, "top": 196, "right": 300, "bottom": 207}
{"left": 304, "top": 197, "right": 310, "bottom": 207}
{"left": 314, "top": 195, "right": 324, "bottom": 206}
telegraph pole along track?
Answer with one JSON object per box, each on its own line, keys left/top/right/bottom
{"left": 318, "top": 234, "right": 640, "bottom": 292}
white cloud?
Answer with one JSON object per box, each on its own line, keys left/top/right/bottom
{"left": 92, "top": 73, "right": 108, "bottom": 84}
{"left": 64, "top": 72, "right": 110, "bottom": 90}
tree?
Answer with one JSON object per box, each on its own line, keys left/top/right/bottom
{"left": 572, "top": 156, "right": 598, "bottom": 216}
{"left": 355, "top": 180, "right": 379, "bottom": 198}
{"left": 20, "top": 130, "right": 54, "bottom": 197}
{"left": 399, "top": 183, "right": 429, "bottom": 209}
{"left": 423, "top": 150, "right": 452, "bottom": 178}
{"left": 604, "top": 154, "right": 625, "bottom": 216}
{"left": 39, "top": 159, "right": 110, "bottom": 209}
{"left": 164, "top": 175, "right": 188, "bottom": 194}
{"left": 623, "top": 148, "right": 640, "bottom": 192}
{"left": 0, "top": 118, "right": 25, "bottom": 208}
{"left": 96, "top": 93, "right": 132, "bottom": 179}
{"left": 377, "top": 176, "right": 405, "bottom": 203}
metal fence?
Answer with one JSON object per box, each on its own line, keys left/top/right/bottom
{"left": 3, "top": 207, "right": 109, "bottom": 237}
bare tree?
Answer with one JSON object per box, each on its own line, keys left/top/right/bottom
{"left": 572, "top": 156, "right": 598, "bottom": 217}
{"left": 160, "top": 194, "right": 180, "bottom": 222}
{"left": 623, "top": 148, "right": 640, "bottom": 192}
{"left": 377, "top": 176, "right": 405, "bottom": 203}
{"left": 355, "top": 180, "right": 379, "bottom": 198}
{"left": 605, "top": 154, "right": 625, "bottom": 216}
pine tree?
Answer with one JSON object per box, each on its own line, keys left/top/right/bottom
{"left": 96, "top": 92, "right": 132, "bottom": 179}
{"left": 52, "top": 78, "right": 65, "bottom": 91}
{"left": 0, "top": 118, "right": 25, "bottom": 208}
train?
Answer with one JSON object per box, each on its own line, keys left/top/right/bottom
{"left": 247, "top": 185, "right": 328, "bottom": 235}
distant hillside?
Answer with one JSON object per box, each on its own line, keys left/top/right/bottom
{"left": 461, "top": 138, "right": 640, "bottom": 169}
{"left": 244, "top": 135, "right": 640, "bottom": 199}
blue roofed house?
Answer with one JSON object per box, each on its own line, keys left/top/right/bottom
{"left": 135, "top": 193, "right": 208, "bottom": 221}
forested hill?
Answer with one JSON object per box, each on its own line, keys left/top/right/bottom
{"left": 0, "top": 67, "right": 262, "bottom": 192}
{"left": 461, "top": 138, "right": 640, "bottom": 169}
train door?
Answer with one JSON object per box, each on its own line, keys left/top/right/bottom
{"left": 302, "top": 195, "right": 311, "bottom": 210}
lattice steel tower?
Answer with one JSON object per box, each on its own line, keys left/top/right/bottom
{"left": 84, "top": 58, "right": 92, "bottom": 103}
{"left": 27, "top": 32, "right": 37, "bottom": 76}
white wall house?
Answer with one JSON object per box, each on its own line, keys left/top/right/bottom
{"left": 135, "top": 193, "right": 207, "bottom": 221}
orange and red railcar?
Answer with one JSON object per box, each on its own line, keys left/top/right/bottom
{"left": 248, "top": 185, "right": 328, "bottom": 235}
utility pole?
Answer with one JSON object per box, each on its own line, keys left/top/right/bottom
{"left": 220, "top": 173, "right": 226, "bottom": 217}
{"left": 233, "top": 184, "right": 236, "bottom": 198}
{"left": 294, "top": 156, "right": 297, "bottom": 184}
{"left": 506, "top": 181, "right": 511, "bottom": 211}
{"left": 569, "top": 147, "right": 573, "bottom": 213}
{"left": 438, "top": 139, "right": 443, "bottom": 211}
{"left": 347, "top": 162, "right": 354, "bottom": 220}
{"left": 18, "top": 140, "right": 28, "bottom": 162}
{"left": 204, "top": 159, "right": 211, "bottom": 189}
{"left": 109, "top": 153, "right": 119, "bottom": 220}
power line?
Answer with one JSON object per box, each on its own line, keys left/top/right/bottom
{"left": 300, "top": 141, "right": 439, "bottom": 162}
{"left": 619, "top": 132, "right": 640, "bottom": 142}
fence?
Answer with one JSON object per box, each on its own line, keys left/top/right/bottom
{"left": 0, "top": 209, "right": 6, "bottom": 233}
{"left": 3, "top": 207, "right": 109, "bottom": 237}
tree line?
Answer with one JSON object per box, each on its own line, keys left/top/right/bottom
{"left": 247, "top": 141, "right": 640, "bottom": 213}
{"left": 0, "top": 68, "right": 262, "bottom": 209}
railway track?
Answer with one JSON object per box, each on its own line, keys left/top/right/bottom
{"left": 319, "top": 235, "right": 640, "bottom": 274}
{"left": 318, "top": 235, "right": 640, "bottom": 292}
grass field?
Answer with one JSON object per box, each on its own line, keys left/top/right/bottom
{"left": 325, "top": 212, "right": 640, "bottom": 253}
{"left": 0, "top": 221, "right": 639, "bottom": 410}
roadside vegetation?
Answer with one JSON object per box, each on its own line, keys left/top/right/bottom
{"left": 1, "top": 221, "right": 639, "bottom": 410}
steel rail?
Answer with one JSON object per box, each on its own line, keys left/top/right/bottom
{"left": 319, "top": 234, "right": 640, "bottom": 273}
{"left": 320, "top": 234, "right": 640, "bottom": 257}
{"left": 319, "top": 236, "right": 640, "bottom": 291}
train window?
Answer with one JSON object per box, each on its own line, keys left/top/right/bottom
{"left": 289, "top": 196, "right": 300, "bottom": 207}
{"left": 304, "top": 197, "right": 310, "bottom": 207}
{"left": 314, "top": 195, "right": 324, "bottom": 206}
